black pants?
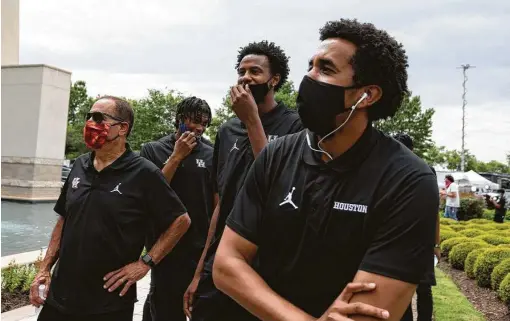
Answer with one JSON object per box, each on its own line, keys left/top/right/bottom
{"left": 38, "top": 303, "right": 133, "bottom": 321}
{"left": 401, "top": 284, "right": 433, "bottom": 321}
{"left": 142, "top": 251, "right": 199, "bottom": 321}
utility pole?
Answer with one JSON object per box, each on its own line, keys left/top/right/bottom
{"left": 458, "top": 64, "right": 475, "bottom": 172}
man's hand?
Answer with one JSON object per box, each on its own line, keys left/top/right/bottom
{"left": 183, "top": 273, "right": 201, "bottom": 318}
{"left": 317, "top": 283, "right": 390, "bottom": 321}
{"left": 230, "top": 84, "right": 259, "bottom": 125}
{"left": 434, "top": 247, "right": 441, "bottom": 261}
{"left": 103, "top": 261, "right": 150, "bottom": 297}
{"left": 172, "top": 132, "right": 197, "bottom": 161}
{"left": 29, "top": 270, "right": 51, "bottom": 307}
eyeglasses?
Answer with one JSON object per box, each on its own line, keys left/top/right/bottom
{"left": 86, "top": 112, "right": 124, "bottom": 123}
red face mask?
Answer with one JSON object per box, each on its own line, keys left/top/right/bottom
{"left": 83, "top": 120, "right": 112, "bottom": 150}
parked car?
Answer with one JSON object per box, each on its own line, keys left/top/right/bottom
{"left": 61, "top": 164, "right": 72, "bottom": 182}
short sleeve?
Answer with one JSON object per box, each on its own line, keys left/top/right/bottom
{"left": 145, "top": 168, "right": 187, "bottom": 232}
{"left": 54, "top": 176, "right": 70, "bottom": 217}
{"left": 359, "top": 174, "right": 439, "bottom": 284}
{"left": 225, "top": 145, "right": 269, "bottom": 245}
{"left": 289, "top": 118, "right": 304, "bottom": 134}
{"left": 211, "top": 132, "right": 221, "bottom": 194}
{"left": 139, "top": 143, "right": 154, "bottom": 163}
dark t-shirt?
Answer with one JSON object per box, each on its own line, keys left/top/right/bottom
{"left": 140, "top": 134, "right": 214, "bottom": 254}
{"left": 47, "top": 147, "right": 187, "bottom": 314}
{"left": 193, "top": 103, "right": 302, "bottom": 320}
{"left": 495, "top": 195, "right": 507, "bottom": 222}
{"left": 226, "top": 127, "right": 439, "bottom": 317}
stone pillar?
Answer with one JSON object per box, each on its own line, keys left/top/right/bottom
{"left": 1, "top": 0, "right": 20, "bottom": 65}
{"left": 2, "top": 65, "right": 72, "bottom": 202}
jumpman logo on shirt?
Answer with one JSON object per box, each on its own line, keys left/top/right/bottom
{"left": 279, "top": 187, "right": 298, "bottom": 209}
{"left": 230, "top": 139, "right": 240, "bottom": 152}
{"left": 110, "top": 183, "right": 122, "bottom": 195}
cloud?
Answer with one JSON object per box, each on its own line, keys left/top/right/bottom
{"left": 19, "top": 0, "right": 510, "bottom": 163}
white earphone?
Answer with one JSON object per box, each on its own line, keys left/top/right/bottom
{"left": 306, "top": 92, "right": 369, "bottom": 160}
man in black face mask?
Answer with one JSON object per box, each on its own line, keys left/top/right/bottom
{"left": 185, "top": 41, "right": 303, "bottom": 321}
{"left": 213, "top": 19, "right": 438, "bottom": 321}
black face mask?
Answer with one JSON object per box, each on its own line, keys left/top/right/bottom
{"left": 297, "top": 75, "right": 359, "bottom": 137}
{"left": 249, "top": 81, "right": 272, "bottom": 104}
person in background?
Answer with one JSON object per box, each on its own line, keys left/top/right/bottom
{"left": 29, "top": 96, "right": 191, "bottom": 321}
{"left": 212, "top": 19, "right": 438, "bottom": 321}
{"left": 140, "top": 96, "right": 217, "bottom": 321}
{"left": 492, "top": 189, "right": 507, "bottom": 223}
{"left": 185, "top": 40, "right": 303, "bottom": 321}
{"left": 394, "top": 133, "right": 440, "bottom": 321}
{"left": 441, "top": 175, "right": 460, "bottom": 221}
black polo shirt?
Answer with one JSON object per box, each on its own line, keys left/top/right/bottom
{"left": 193, "top": 102, "right": 302, "bottom": 320}
{"left": 208, "top": 102, "right": 302, "bottom": 258}
{"left": 47, "top": 146, "right": 187, "bottom": 315}
{"left": 140, "top": 134, "right": 214, "bottom": 255}
{"left": 226, "top": 126, "right": 439, "bottom": 318}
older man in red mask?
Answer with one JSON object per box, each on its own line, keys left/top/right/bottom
{"left": 29, "top": 96, "right": 191, "bottom": 321}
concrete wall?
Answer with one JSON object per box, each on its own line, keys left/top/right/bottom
{"left": 1, "top": 0, "right": 20, "bottom": 65}
{"left": 2, "top": 65, "right": 72, "bottom": 201}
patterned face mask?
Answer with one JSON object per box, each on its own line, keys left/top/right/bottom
{"left": 83, "top": 120, "right": 117, "bottom": 150}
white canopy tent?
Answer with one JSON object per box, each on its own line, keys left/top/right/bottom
{"left": 436, "top": 170, "right": 499, "bottom": 190}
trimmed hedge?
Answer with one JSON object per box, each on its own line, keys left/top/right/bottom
{"left": 440, "top": 218, "right": 458, "bottom": 225}
{"left": 449, "top": 242, "right": 490, "bottom": 270}
{"left": 474, "top": 248, "right": 510, "bottom": 287}
{"left": 468, "top": 219, "right": 492, "bottom": 225}
{"left": 475, "top": 224, "right": 497, "bottom": 232}
{"left": 449, "top": 225, "right": 468, "bottom": 232}
{"left": 493, "top": 230, "right": 510, "bottom": 238}
{"left": 440, "top": 230, "right": 461, "bottom": 244}
{"left": 491, "top": 224, "right": 510, "bottom": 231}
{"left": 498, "top": 273, "right": 510, "bottom": 304}
{"left": 475, "top": 234, "right": 510, "bottom": 246}
{"left": 441, "top": 237, "right": 470, "bottom": 259}
{"left": 466, "top": 248, "right": 492, "bottom": 279}
{"left": 491, "top": 258, "right": 510, "bottom": 291}
{"left": 458, "top": 197, "right": 485, "bottom": 221}
{"left": 459, "top": 229, "right": 485, "bottom": 238}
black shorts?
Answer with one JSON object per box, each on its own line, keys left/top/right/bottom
{"left": 38, "top": 302, "right": 133, "bottom": 321}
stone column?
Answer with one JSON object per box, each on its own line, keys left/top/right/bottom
{"left": 1, "top": 0, "right": 20, "bottom": 65}
{"left": 2, "top": 65, "right": 72, "bottom": 202}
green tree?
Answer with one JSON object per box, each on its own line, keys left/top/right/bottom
{"left": 128, "top": 89, "right": 185, "bottom": 151}
{"left": 373, "top": 94, "right": 435, "bottom": 163}
{"left": 65, "top": 81, "right": 95, "bottom": 159}
{"left": 205, "top": 81, "right": 298, "bottom": 141}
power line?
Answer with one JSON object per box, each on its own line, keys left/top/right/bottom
{"left": 457, "top": 64, "right": 475, "bottom": 172}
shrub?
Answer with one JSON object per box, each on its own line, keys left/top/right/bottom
{"left": 441, "top": 237, "right": 470, "bottom": 258}
{"left": 458, "top": 221, "right": 470, "bottom": 225}
{"left": 498, "top": 244, "right": 510, "bottom": 248}
{"left": 493, "top": 230, "right": 510, "bottom": 237}
{"left": 459, "top": 229, "right": 485, "bottom": 238}
{"left": 468, "top": 219, "right": 492, "bottom": 225}
{"left": 475, "top": 234, "right": 510, "bottom": 246}
{"left": 475, "top": 224, "right": 497, "bottom": 232}
{"left": 1, "top": 260, "right": 38, "bottom": 294}
{"left": 458, "top": 197, "right": 485, "bottom": 221}
{"left": 474, "top": 248, "right": 510, "bottom": 287}
{"left": 449, "top": 242, "right": 490, "bottom": 270}
{"left": 498, "top": 273, "right": 510, "bottom": 304}
{"left": 440, "top": 218, "right": 458, "bottom": 225}
{"left": 440, "top": 230, "right": 461, "bottom": 244}
{"left": 491, "top": 258, "right": 510, "bottom": 291}
{"left": 491, "top": 224, "right": 510, "bottom": 231}
{"left": 466, "top": 248, "right": 492, "bottom": 279}
{"left": 449, "top": 225, "right": 468, "bottom": 232}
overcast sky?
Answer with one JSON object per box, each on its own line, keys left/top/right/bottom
{"left": 19, "top": 0, "right": 510, "bottom": 163}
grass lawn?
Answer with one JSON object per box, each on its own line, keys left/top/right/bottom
{"left": 433, "top": 268, "right": 486, "bottom": 321}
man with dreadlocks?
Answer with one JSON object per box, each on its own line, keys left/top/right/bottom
{"left": 184, "top": 41, "right": 303, "bottom": 321}
{"left": 140, "top": 96, "right": 216, "bottom": 321}
{"left": 212, "top": 19, "right": 438, "bottom": 321}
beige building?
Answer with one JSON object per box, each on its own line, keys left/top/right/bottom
{"left": 2, "top": 0, "right": 72, "bottom": 202}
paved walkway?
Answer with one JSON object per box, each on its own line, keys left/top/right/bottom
{"left": 1, "top": 275, "right": 152, "bottom": 321}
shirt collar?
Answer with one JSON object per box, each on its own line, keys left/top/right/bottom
{"left": 85, "top": 143, "right": 135, "bottom": 172}
{"left": 241, "top": 102, "right": 288, "bottom": 129}
{"left": 302, "top": 125, "right": 378, "bottom": 173}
